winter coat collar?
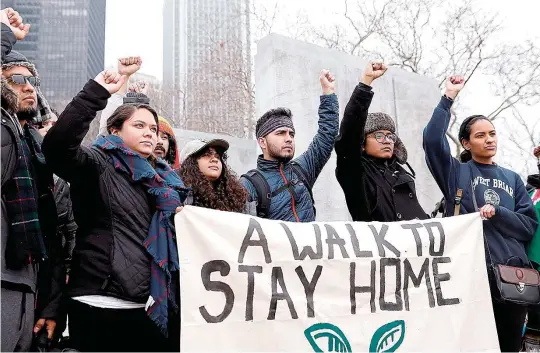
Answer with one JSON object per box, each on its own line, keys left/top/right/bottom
{"left": 256, "top": 154, "right": 289, "bottom": 172}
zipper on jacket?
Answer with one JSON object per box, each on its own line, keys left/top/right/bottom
{"left": 279, "top": 164, "right": 300, "bottom": 222}
{"left": 101, "top": 275, "right": 111, "bottom": 290}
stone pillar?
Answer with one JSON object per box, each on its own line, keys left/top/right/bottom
{"left": 255, "top": 34, "right": 443, "bottom": 221}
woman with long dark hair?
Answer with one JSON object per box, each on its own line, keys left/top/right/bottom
{"left": 423, "top": 75, "right": 538, "bottom": 352}
{"left": 178, "top": 139, "right": 253, "bottom": 214}
{"left": 42, "top": 70, "right": 187, "bottom": 352}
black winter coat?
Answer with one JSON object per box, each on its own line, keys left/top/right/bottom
{"left": 53, "top": 176, "right": 77, "bottom": 274}
{"left": 334, "top": 83, "right": 428, "bottom": 222}
{"left": 42, "top": 80, "right": 154, "bottom": 303}
{"left": 1, "top": 23, "right": 63, "bottom": 320}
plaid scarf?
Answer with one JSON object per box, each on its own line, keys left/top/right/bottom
{"left": 3, "top": 124, "right": 47, "bottom": 269}
{"left": 93, "top": 135, "right": 189, "bottom": 336}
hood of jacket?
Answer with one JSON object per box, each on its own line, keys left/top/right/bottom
{"left": 1, "top": 76, "right": 18, "bottom": 114}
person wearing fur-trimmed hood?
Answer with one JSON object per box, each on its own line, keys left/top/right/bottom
{"left": 1, "top": 9, "right": 64, "bottom": 351}
{"left": 335, "top": 61, "right": 429, "bottom": 222}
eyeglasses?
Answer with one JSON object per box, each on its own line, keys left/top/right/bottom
{"left": 368, "top": 132, "right": 398, "bottom": 144}
{"left": 6, "top": 74, "right": 40, "bottom": 87}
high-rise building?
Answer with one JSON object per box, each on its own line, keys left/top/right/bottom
{"left": 3, "top": 0, "right": 106, "bottom": 111}
{"left": 162, "top": 0, "right": 252, "bottom": 137}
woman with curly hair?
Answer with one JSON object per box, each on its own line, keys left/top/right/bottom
{"left": 178, "top": 139, "right": 254, "bottom": 214}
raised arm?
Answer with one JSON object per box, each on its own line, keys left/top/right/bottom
{"left": 334, "top": 62, "right": 386, "bottom": 157}
{"left": 294, "top": 70, "right": 339, "bottom": 186}
{"left": 334, "top": 62, "right": 386, "bottom": 220}
{"left": 98, "top": 56, "right": 142, "bottom": 136}
{"left": 422, "top": 76, "right": 464, "bottom": 197}
{"left": 1, "top": 8, "right": 31, "bottom": 60}
{"left": 42, "top": 71, "right": 126, "bottom": 182}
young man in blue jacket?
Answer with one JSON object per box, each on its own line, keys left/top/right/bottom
{"left": 241, "top": 70, "right": 339, "bottom": 222}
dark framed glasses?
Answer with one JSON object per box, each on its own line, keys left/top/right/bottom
{"left": 6, "top": 74, "right": 40, "bottom": 87}
{"left": 369, "top": 132, "right": 398, "bottom": 143}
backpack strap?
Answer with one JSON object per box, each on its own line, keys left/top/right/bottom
{"left": 290, "top": 161, "right": 316, "bottom": 215}
{"left": 242, "top": 163, "right": 316, "bottom": 219}
{"left": 452, "top": 161, "right": 474, "bottom": 216}
{"left": 403, "top": 162, "right": 417, "bottom": 179}
{"left": 241, "top": 170, "right": 271, "bottom": 219}
{"left": 453, "top": 189, "right": 463, "bottom": 216}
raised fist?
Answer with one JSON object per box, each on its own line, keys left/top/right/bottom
{"left": 118, "top": 56, "right": 142, "bottom": 76}
{"left": 320, "top": 69, "right": 336, "bottom": 95}
{"left": 445, "top": 75, "right": 465, "bottom": 100}
{"left": 94, "top": 70, "right": 127, "bottom": 95}
{"left": 361, "top": 61, "right": 387, "bottom": 86}
{"left": 1, "top": 8, "right": 30, "bottom": 40}
{"left": 534, "top": 146, "right": 540, "bottom": 158}
{"left": 128, "top": 81, "right": 149, "bottom": 95}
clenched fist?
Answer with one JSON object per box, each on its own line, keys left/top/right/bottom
{"left": 534, "top": 146, "right": 540, "bottom": 159}
{"left": 361, "top": 61, "right": 387, "bottom": 86}
{"left": 320, "top": 69, "right": 336, "bottom": 95}
{"left": 445, "top": 75, "right": 465, "bottom": 100}
{"left": 1, "top": 8, "right": 30, "bottom": 40}
{"left": 94, "top": 70, "right": 127, "bottom": 95}
{"left": 118, "top": 56, "right": 142, "bottom": 76}
{"left": 128, "top": 81, "right": 148, "bottom": 95}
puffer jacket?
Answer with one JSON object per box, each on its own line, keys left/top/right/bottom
{"left": 241, "top": 94, "right": 339, "bottom": 222}
{"left": 42, "top": 80, "right": 153, "bottom": 303}
{"left": 53, "top": 176, "right": 77, "bottom": 276}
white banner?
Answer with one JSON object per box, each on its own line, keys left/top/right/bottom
{"left": 175, "top": 206, "right": 499, "bottom": 352}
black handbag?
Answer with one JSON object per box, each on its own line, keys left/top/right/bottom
{"left": 491, "top": 263, "right": 540, "bottom": 305}
{"left": 453, "top": 166, "right": 540, "bottom": 305}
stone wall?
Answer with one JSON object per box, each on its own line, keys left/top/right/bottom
{"left": 254, "top": 34, "right": 443, "bottom": 221}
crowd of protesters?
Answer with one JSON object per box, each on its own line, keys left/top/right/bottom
{"left": 1, "top": 6, "right": 539, "bottom": 353}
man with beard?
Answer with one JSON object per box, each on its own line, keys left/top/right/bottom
{"left": 155, "top": 116, "right": 180, "bottom": 169}
{"left": 240, "top": 70, "right": 339, "bottom": 222}
{"left": 1, "top": 11, "right": 63, "bottom": 351}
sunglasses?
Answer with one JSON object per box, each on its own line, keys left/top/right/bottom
{"left": 6, "top": 74, "right": 40, "bottom": 87}
{"left": 368, "top": 132, "right": 398, "bottom": 144}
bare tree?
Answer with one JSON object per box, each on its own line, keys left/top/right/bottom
{"left": 181, "top": 39, "right": 254, "bottom": 138}
{"left": 157, "top": 1, "right": 255, "bottom": 138}
{"left": 501, "top": 106, "right": 540, "bottom": 177}
{"left": 144, "top": 81, "right": 187, "bottom": 128}
{"left": 289, "top": 0, "right": 539, "bottom": 174}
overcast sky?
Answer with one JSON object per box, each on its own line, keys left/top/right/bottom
{"left": 104, "top": 0, "right": 539, "bottom": 173}
{"left": 104, "top": 0, "right": 540, "bottom": 81}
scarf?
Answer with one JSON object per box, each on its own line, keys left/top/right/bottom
{"left": 93, "top": 135, "right": 189, "bottom": 336}
{"left": 4, "top": 124, "right": 48, "bottom": 269}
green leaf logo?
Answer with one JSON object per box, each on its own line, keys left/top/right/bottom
{"left": 369, "top": 320, "right": 405, "bottom": 352}
{"left": 305, "top": 323, "right": 352, "bottom": 352}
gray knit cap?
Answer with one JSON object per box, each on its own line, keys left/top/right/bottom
{"left": 1, "top": 51, "right": 52, "bottom": 125}
{"left": 365, "top": 112, "right": 408, "bottom": 164}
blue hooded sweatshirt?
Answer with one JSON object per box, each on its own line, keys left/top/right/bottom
{"left": 423, "top": 96, "right": 538, "bottom": 266}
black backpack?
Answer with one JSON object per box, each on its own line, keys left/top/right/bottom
{"left": 241, "top": 161, "right": 315, "bottom": 219}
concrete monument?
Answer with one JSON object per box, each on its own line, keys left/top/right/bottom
{"left": 254, "top": 34, "right": 443, "bottom": 221}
